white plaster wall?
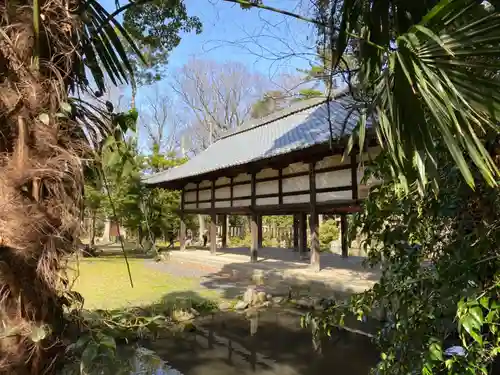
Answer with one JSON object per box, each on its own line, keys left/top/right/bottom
{"left": 233, "top": 199, "right": 251, "bottom": 207}
{"left": 283, "top": 162, "right": 308, "bottom": 175}
{"left": 199, "top": 180, "right": 211, "bottom": 188}
{"left": 198, "top": 202, "right": 211, "bottom": 209}
{"left": 316, "top": 169, "right": 352, "bottom": 189}
{"left": 184, "top": 203, "right": 197, "bottom": 209}
{"left": 233, "top": 183, "right": 251, "bottom": 197}
{"left": 256, "top": 180, "right": 278, "bottom": 195}
{"left": 215, "top": 186, "right": 230, "bottom": 199}
{"left": 282, "top": 175, "right": 309, "bottom": 192}
{"left": 315, "top": 154, "right": 349, "bottom": 170}
{"left": 256, "top": 197, "right": 279, "bottom": 206}
{"left": 185, "top": 182, "right": 197, "bottom": 190}
{"left": 199, "top": 189, "right": 211, "bottom": 201}
{"left": 256, "top": 168, "right": 279, "bottom": 179}
{"left": 233, "top": 173, "right": 251, "bottom": 183}
{"left": 215, "top": 201, "right": 231, "bottom": 208}
{"left": 184, "top": 191, "right": 196, "bottom": 203}
{"left": 316, "top": 191, "right": 352, "bottom": 202}
{"left": 283, "top": 194, "right": 310, "bottom": 204}
{"left": 215, "top": 176, "right": 231, "bottom": 186}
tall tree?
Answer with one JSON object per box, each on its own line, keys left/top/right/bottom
{"left": 141, "top": 86, "right": 181, "bottom": 153}
{"left": 172, "top": 58, "right": 267, "bottom": 152}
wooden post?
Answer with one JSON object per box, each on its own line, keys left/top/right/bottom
{"left": 351, "top": 152, "right": 359, "bottom": 200}
{"left": 179, "top": 216, "right": 187, "bottom": 251}
{"left": 309, "top": 162, "right": 320, "bottom": 271}
{"left": 250, "top": 213, "right": 258, "bottom": 262}
{"left": 341, "top": 213, "right": 349, "bottom": 258}
{"left": 298, "top": 213, "right": 307, "bottom": 257}
{"left": 292, "top": 215, "right": 299, "bottom": 250}
{"left": 257, "top": 215, "right": 263, "bottom": 248}
{"left": 221, "top": 214, "right": 227, "bottom": 248}
{"left": 310, "top": 211, "right": 320, "bottom": 271}
{"left": 210, "top": 213, "right": 217, "bottom": 255}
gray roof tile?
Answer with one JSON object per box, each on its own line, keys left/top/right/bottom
{"left": 144, "top": 96, "right": 364, "bottom": 186}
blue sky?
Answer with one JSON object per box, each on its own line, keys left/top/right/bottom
{"left": 101, "top": 0, "right": 320, "bottom": 150}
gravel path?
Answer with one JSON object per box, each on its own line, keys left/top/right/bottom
{"left": 146, "top": 259, "right": 220, "bottom": 279}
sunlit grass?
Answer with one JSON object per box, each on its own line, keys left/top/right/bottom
{"left": 69, "top": 257, "right": 220, "bottom": 310}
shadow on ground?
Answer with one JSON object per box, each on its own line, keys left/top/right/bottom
{"left": 197, "top": 261, "right": 358, "bottom": 302}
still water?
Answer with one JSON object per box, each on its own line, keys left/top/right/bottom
{"left": 135, "top": 308, "right": 379, "bottom": 375}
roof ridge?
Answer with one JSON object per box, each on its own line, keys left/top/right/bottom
{"left": 219, "top": 97, "right": 327, "bottom": 140}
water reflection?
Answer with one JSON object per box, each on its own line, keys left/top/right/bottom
{"left": 147, "top": 308, "right": 378, "bottom": 375}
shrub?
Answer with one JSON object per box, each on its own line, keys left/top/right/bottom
{"left": 319, "top": 219, "right": 339, "bottom": 249}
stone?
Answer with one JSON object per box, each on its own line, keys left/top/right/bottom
{"left": 295, "top": 298, "right": 315, "bottom": 309}
{"left": 261, "top": 301, "right": 271, "bottom": 308}
{"left": 256, "top": 291, "right": 267, "bottom": 303}
{"left": 243, "top": 286, "right": 258, "bottom": 305}
{"left": 266, "top": 294, "right": 272, "bottom": 301}
{"left": 234, "top": 300, "right": 249, "bottom": 310}
{"left": 272, "top": 296, "right": 284, "bottom": 305}
{"left": 189, "top": 308, "right": 200, "bottom": 316}
{"left": 172, "top": 309, "right": 195, "bottom": 322}
{"left": 218, "top": 301, "right": 232, "bottom": 310}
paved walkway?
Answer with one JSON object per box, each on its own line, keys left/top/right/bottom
{"left": 152, "top": 247, "right": 380, "bottom": 300}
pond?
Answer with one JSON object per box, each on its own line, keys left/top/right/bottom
{"left": 134, "top": 307, "right": 379, "bottom": 375}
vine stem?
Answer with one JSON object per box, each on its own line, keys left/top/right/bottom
{"left": 101, "top": 169, "right": 134, "bottom": 288}
{"left": 33, "top": 0, "right": 40, "bottom": 70}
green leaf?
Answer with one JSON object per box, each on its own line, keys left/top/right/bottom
{"left": 80, "top": 340, "right": 98, "bottom": 373}
{"left": 429, "top": 341, "right": 443, "bottom": 361}
{"left": 470, "top": 306, "right": 484, "bottom": 325}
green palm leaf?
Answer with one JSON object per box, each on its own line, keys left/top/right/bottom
{"left": 335, "top": 0, "right": 500, "bottom": 189}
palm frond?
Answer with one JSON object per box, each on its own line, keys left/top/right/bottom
{"left": 335, "top": 0, "right": 500, "bottom": 189}
{"left": 74, "top": 0, "right": 145, "bottom": 95}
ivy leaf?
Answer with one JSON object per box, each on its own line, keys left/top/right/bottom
{"left": 429, "top": 341, "right": 443, "bottom": 361}
{"left": 470, "top": 306, "right": 484, "bottom": 325}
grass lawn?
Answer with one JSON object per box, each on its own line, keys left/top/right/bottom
{"left": 70, "top": 257, "right": 220, "bottom": 310}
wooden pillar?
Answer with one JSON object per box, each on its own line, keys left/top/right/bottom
{"left": 221, "top": 214, "right": 227, "bottom": 248}
{"left": 257, "top": 215, "right": 263, "bottom": 248}
{"left": 298, "top": 213, "right": 307, "bottom": 256}
{"left": 292, "top": 214, "right": 299, "bottom": 250}
{"left": 210, "top": 212, "right": 217, "bottom": 255}
{"left": 309, "top": 162, "right": 320, "bottom": 271}
{"left": 179, "top": 216, "right": 187, "bottom": 251}
{"left": 310, "top": 211, "right": 320, "bottom": 271}
{"left": 341, "top": 213, "right": 349, "bottom": 258}
{"left": 250, "top": 213, "right": 258, "bottom": 262}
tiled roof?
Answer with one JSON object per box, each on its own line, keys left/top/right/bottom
{"left": 144, "top": 95, "right": 364, "bottom": 186}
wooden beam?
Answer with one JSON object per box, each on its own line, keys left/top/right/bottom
{"left": 229, "top": 177, "right": 233, "bottom": 207}
{"left": 211, "top": 180, "right": 215, "bottom": 209}
{"left": 251, "top": 172, "right": 256, "bottom": 208}
{"left": 341, "top": 213, "right": 348, "bottom": 258}
{"left": 293, "top": 214, "right": 299, "bottom": 251}
{"left": 221, "top": 214, "right": 227, "bottom": 248}
{"left": 278, "top": 169, "right": 283, "bottom": 205}
{"left": 210, "top": 212, "right": 217, "bottom": 255}
{"left": 309, "top": 162, "right": 320, "bottom": 271}
{"left": 257, "top": 215, "right": 263, "bottom": 248}
{"left": 298, "top": 213, "right": 307, "bottom": 257}
{"left": 250, "top": 214, "right": 258, "bottom": 262}
{"left": 196, "top": 183, "right": 199, "bottom": 209}
{"left": 351, "top": 153, "right": 358, "bottom": 200}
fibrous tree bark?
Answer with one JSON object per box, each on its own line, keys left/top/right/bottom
{"left": 0, "top": 1, "right": 84, "bottom": 373}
